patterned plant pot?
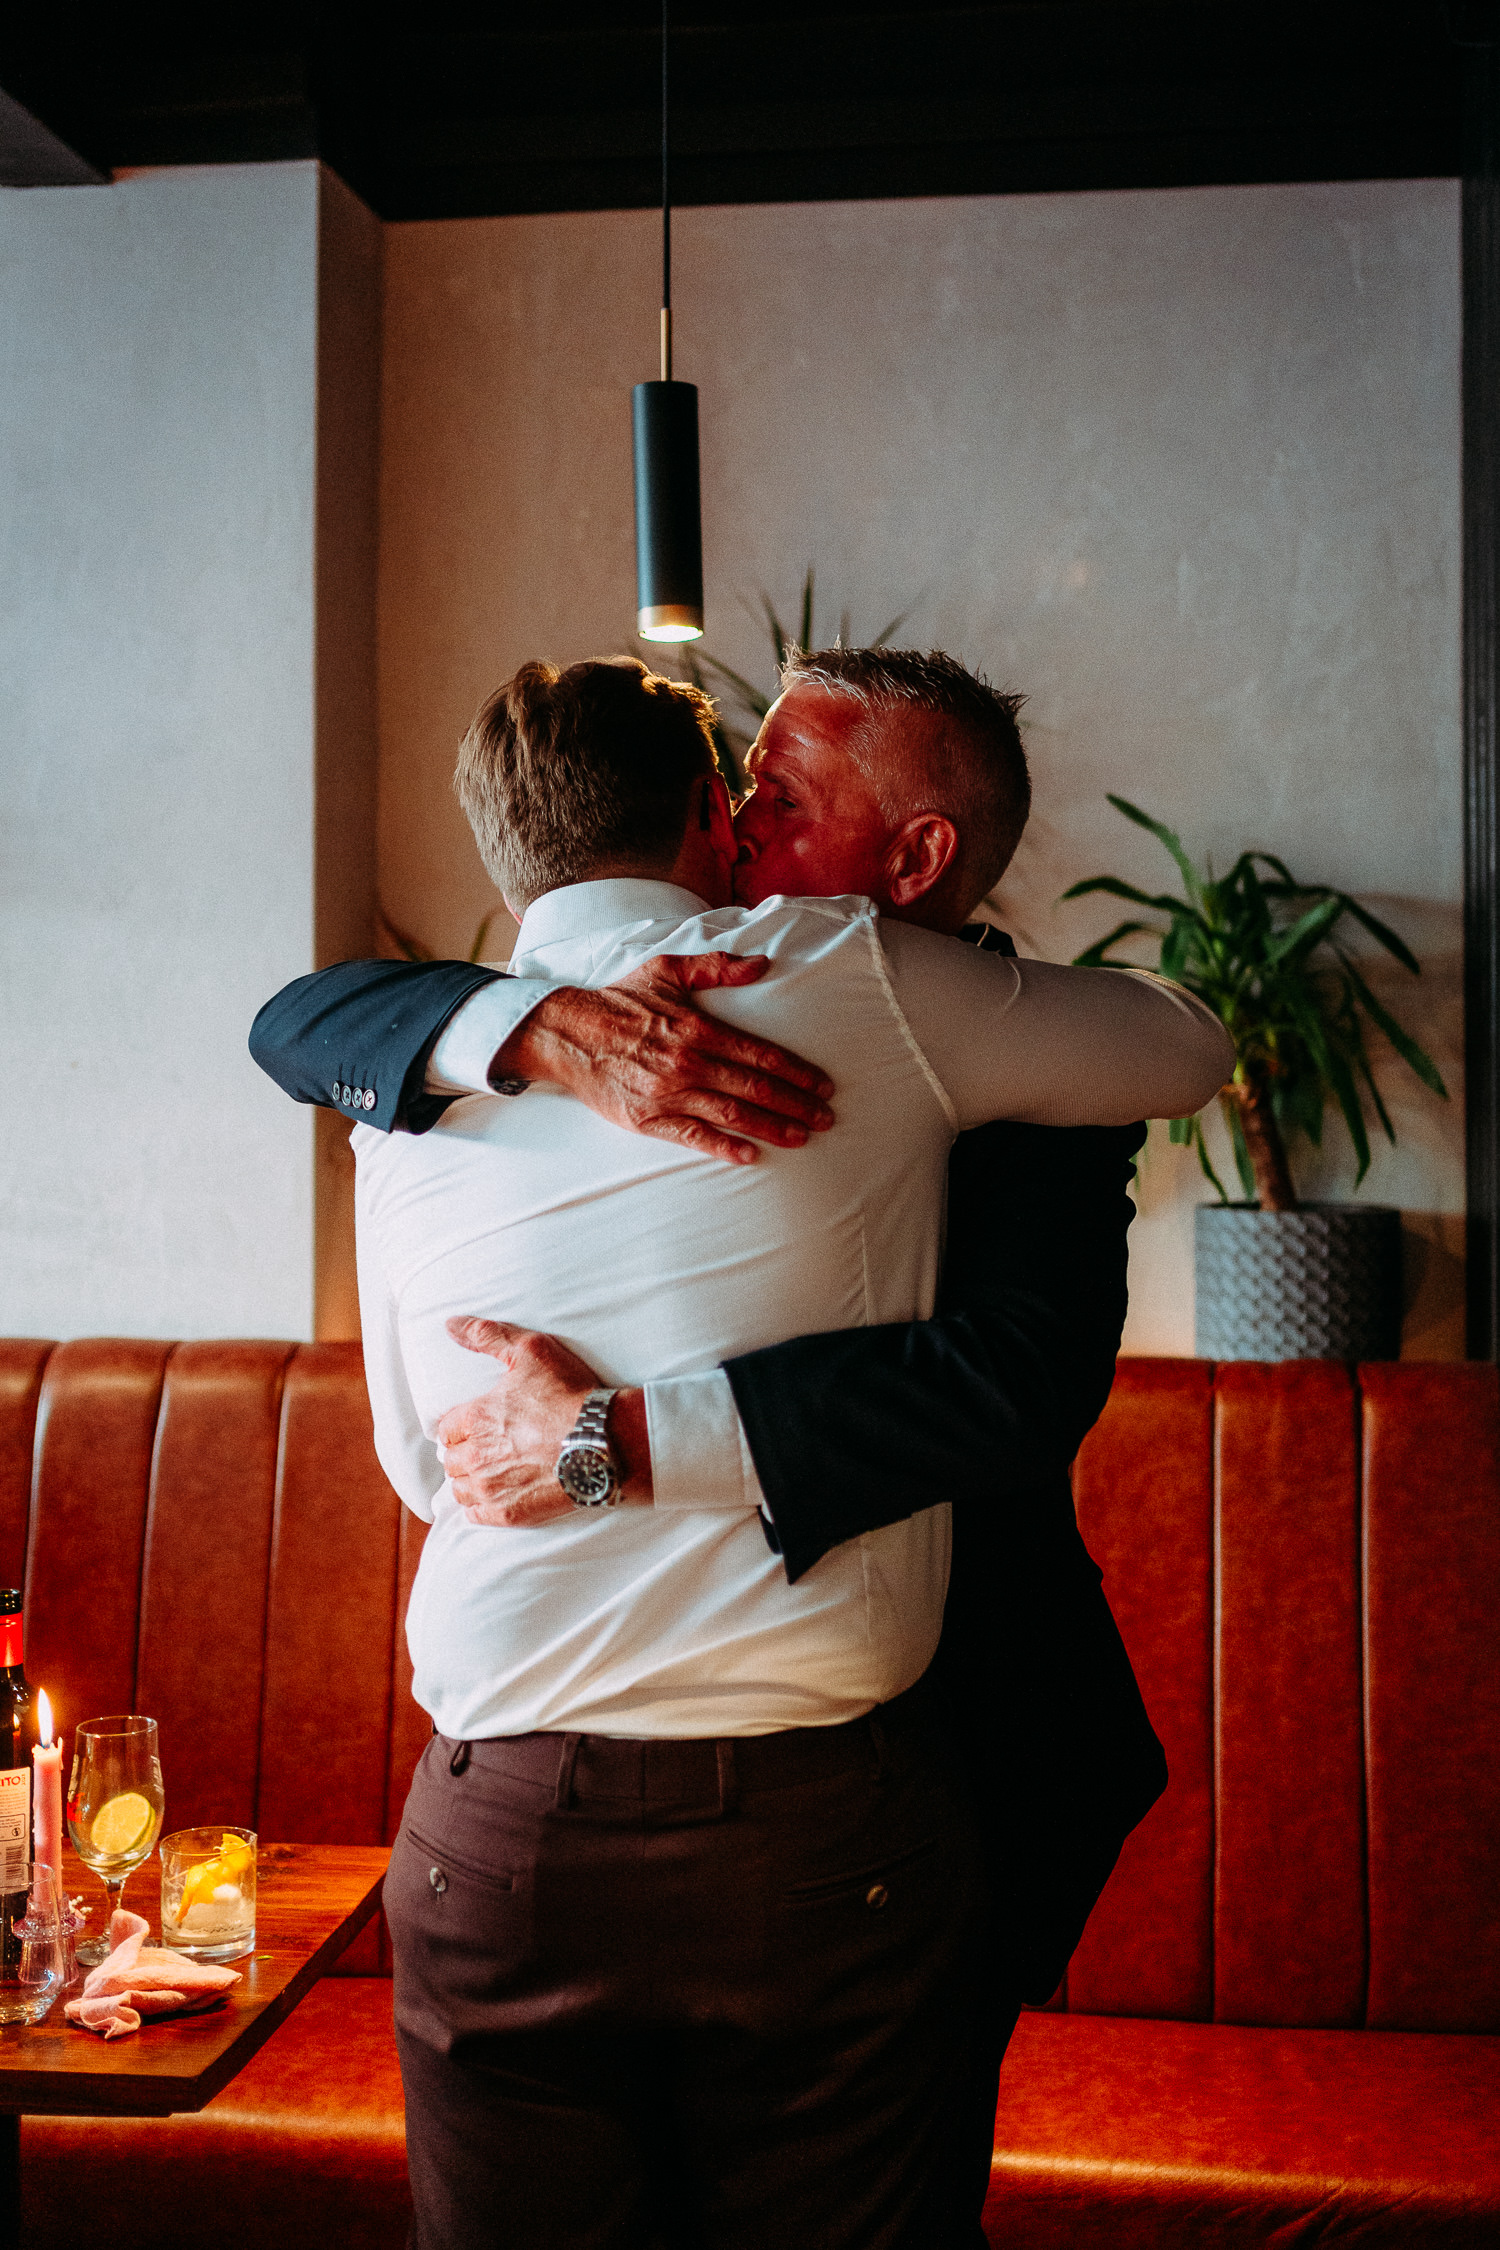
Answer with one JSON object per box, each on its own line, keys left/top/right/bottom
{"left": 1193, "top": 1203, "right": 1403, "bottom": 1362}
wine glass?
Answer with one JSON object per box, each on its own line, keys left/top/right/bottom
{"left": 67, "top": 1716, "right": 164, "bottom": 1969}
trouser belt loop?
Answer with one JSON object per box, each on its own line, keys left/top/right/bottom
{"left": 716, "top": 1740, "right": 740, "bottom": 1816}
{"left": 448, "top": 1739, "right": 471, "bottom": 1776}
{"left": 555, "top": 1732, "right": 583, "bottom": 1812}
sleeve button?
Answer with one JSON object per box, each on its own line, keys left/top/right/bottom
{"left": 866, "top": 1883, "right": 889, "bottom": 1910}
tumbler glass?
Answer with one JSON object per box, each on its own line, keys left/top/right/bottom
{"left": 0, "top": 1863, "right": 66, "bottom": 2025}
{"left": 159, "top": 1826, "right": 257, "bottom": 1961}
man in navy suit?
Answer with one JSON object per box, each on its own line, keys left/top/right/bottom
{"left": 251, "top": 647, "right": 1168, "bottom": 2238}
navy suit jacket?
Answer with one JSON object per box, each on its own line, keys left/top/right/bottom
{"left": 249, "top": 944, "right": 1166, "bottom": 2001}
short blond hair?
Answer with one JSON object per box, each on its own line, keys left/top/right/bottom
{"left": 455, "top": 658, "right": 718, "bottom": 909}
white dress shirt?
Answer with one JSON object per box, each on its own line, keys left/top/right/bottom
{"left": 426, "top": 902, "right": 1234, "bottom": 1553}
{"left": 358, "top": 879, "right": 1230, "bottom": 1742}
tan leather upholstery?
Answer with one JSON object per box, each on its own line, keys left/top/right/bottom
{"left": 2, "top": 1341, "right": 1496, "bottom": 2244}
{"left": 1213, "top": 1359, "right": 1365, "bottom": 2029}
{"left": 988, "top": 2011, "right": 1500, "bottom": 2247}
{"left": 22, "top": 1980, "right": 408, "bottom": 2249}
{"left": 135, "top": 1342, "right": 293, "bottom": 1834}
{"left": 0, "top": 1338, "right": 50, "bottom": 1589}
{"left": 27, "top": 1340, "right": 174, "bottom": 1730}
{"left": 1362, "top": 1363, "right": 1500, "bottom": 2032}
{"left": 1068, "top": 1357, "right": 1216, "bottom": 2020}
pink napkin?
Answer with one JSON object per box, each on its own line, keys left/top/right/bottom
{"left": 64, "top": 1907, "right": 241, "bottom": 2039}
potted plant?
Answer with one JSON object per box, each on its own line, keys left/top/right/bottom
{"left": 1063, "top": 797, "right": 1450, "bottom": 1361}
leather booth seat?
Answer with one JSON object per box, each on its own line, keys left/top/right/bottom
{"left": 1, "top": 1340, "right": 421, "bottom": 2250}
{"left": 1, "top": 1341, "right": 1496, "bottom": 2248}
{"left": 24, "top": 1981, "right": 408, "bottom": 2250}
{"left": 988, "top": 2013, "right": 1500, "bottom": 2248}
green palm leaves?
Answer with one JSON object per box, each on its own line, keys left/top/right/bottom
{"left": 1063, "top": 797, "right": 1448, "bottom": 1209}
{"left": 681, "top": 568, "right": 913, "bottom": 789}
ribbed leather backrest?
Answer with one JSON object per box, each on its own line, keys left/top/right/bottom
{"left": 135, "top": 1341, "right": 292, "bottom": 1832}
{"left": 257, "top": 1345, "right": 417, "bottom": 1976}
{"left": 27, "top": 1340, "right": 173, "bottom": 1728}
{"left": 1362, "top": 1362, "right": 1500, "bottom": 2030}
{"left": 1068, "top": 1358, "right": 1215, "bottom": 2021}
{"left": 1070, "top": 1356, "right": 1500, "bottom": 2032}
{"left": 0, "top": 1342, "right": 50, "bottom": 1592}
{"left": 0, "top": 1338, "right": 428, "bottom": 1980}
{"left": 1, "top": 1342, "right": 1495, "bottom": 2024}
{"left": 1213, "top": 1360, "right": 1366, "bottom": 2027}
{"left": 257, "top": 1345, "right": 404, "bottom": 1848}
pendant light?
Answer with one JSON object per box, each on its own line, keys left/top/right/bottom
{"left": 633, "top": 1, "right": 704, "bottom": 643}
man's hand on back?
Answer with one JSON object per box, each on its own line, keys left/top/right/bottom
{"left": 439, "top": 1316, "right": 652, "bottom": 1527}
{"left": 493, "top": 952, "right": 836, "bottom": 1166}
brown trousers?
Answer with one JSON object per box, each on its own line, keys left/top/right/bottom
{"left": 384, "top": 1684, "right": 1011, "bottom": 2250}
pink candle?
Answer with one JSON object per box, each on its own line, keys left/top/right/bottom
{"left": 32, "top": 1690, "right": 62, "bottom": 1881}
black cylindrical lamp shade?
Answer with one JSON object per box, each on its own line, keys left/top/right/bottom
{"left": 633, "top": 380, "right": 703, "bottom": 641}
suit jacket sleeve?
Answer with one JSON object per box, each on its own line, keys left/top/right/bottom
{"left": 248, "top": 958, "right": 506, "bottom": 1134}
{"left": 724, "top": 1119, "right": 1146, "bottom": 1582}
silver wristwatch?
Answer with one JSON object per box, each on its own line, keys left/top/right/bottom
{"left": 556, "top": 1388, "right": 623, "bottom": 1509}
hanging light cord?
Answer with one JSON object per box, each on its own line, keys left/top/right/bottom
{"left": 660, "top": 0, "right": 672, "bottom": 381}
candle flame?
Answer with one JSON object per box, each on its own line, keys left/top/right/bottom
{"left": 37, "top": 1690, "right": 52, "bottom": 1748}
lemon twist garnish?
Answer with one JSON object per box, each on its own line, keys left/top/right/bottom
{"left": 177, "top": 1833, "right": 252, "bottom": 1914}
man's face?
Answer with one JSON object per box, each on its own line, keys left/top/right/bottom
{"left": 732, "top": 686, "right": 891, "bottom": 907}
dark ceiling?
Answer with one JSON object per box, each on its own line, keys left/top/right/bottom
{"left": 0, "top": 4, "right": 1488, "bottom": 223}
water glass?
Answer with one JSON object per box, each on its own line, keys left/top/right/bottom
{"left": 159, "top": 1826, "right": 257, "bottom": 1961}
{"left": 0, "top": 1863, "right": 66, "bottom": 2026}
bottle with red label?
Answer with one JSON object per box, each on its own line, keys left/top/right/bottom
{"left": 0, "top": 1593, "right": 33, "bottom": 1966}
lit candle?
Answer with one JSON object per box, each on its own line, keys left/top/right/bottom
{"left": 32, "top": 1690, "right": 62, "bottom": 1882}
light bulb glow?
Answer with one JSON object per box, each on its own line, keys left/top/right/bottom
{"left": 37, "top": 1689, "right": 52, "bottom": 1748}
{"left": 638, "top": 621, "right": 703, "bottom": 643}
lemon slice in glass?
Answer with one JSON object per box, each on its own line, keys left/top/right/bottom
{"left": 91, "top": 1791, "right": 154, "bottom": 1859}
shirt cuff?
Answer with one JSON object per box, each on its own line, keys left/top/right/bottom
{"left": 425, "top": 977, "right": 565, "bottom": 1095}
{"left": 646, "top": 1370, "right": 767, "bottom": 1513}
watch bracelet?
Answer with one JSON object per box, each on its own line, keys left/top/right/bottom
{"left": 571, "top": 1388, "right": 617, "bottom": 1444}
{"left": 557, "top": 1388, "right": 621, "bottom": 1508}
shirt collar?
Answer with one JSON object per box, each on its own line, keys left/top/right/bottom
{"left": 511, "top": 878, "right": 710, "bottom": 964}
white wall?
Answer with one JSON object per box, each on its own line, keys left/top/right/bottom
{"left": 0, "top": 165, "right": 325, "bottom": 1339}
{"left": 0, "top": 173, "right": 1461, "bottom": 1352}
{"left": 378, "top": 181, "right": 1463, "bottom": 1356}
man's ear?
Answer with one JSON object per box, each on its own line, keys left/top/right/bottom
{"left": 702, "top": 772, "right": 738, "bottom": 874}
{"left": 883, "top": 813, "right": 960, "bottom": 912}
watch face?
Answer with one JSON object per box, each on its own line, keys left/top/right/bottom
{"left": 557, "top": 1445, "right": 616, "bottom": 1506}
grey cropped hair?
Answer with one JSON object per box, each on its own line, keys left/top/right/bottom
{"left": 779, "top": 644, "right": 1032, "bottom": 911}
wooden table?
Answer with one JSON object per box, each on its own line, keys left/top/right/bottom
{"left": 0, "top": 1841, "right": 388, "bottom": 2246}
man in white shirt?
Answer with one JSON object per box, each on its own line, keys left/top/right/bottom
{"left": 369, "top": 652, "right": 1230, "bottom": 2250}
